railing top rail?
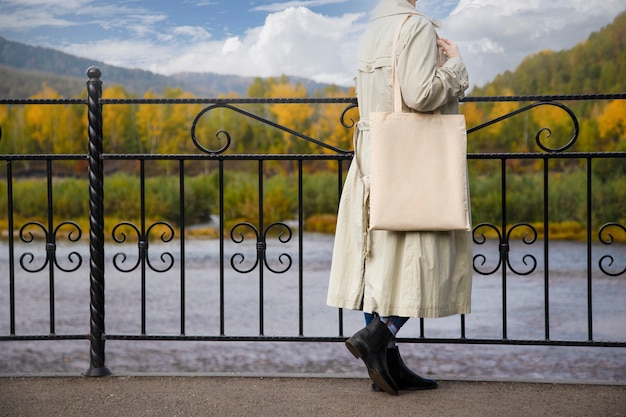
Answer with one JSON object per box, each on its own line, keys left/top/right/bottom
{"left": 1, "top": 93, "right": 625, "bottom": 106}
{"left": 100, "top": 97, "right": 359, "bottom": 105}
{"left": 0, "top": 98, "right": 86, "bottom": 105}
{"left": 461, "top": 93, "right": 626, "bottom": 102}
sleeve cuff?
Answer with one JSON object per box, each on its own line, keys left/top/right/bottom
{"left": 443, "top": 56, "right": 470, "bottom": 93}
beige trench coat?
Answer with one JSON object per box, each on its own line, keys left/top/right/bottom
{"left": 326, "top": 0, "right": 472, "bottom": 318}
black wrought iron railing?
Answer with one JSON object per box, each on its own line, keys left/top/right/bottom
{"left": 0, "top": 67, "right": 625, "bottom": 377}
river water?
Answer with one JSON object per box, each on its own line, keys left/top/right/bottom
{"left": 0, "top": 233, "right": 624, "bottom": 381}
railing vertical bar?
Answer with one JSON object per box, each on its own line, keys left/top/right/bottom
{"left": 46, "top": 160, "right": 55, "bottom": 335}
{"left": 460, "top": 314, "right": 466, "bottom": 339}
{"left": 85, "top": 66, "right": 111, "bottom": 376}
{"left": 542, "top": 157, "right": 551, "bottom": 339}
{"left": 501, "top": 158, "right": 508, "bottom": 340}
{"left": 7, "top": 161, "right": 16, "bottom": 335}
{"left": 258, "top": 159, "right": 264, "bottom": 336}
{"left": 179, "top": 160, "right": 186, "bottom": 335}
{"left": 336, "top": 159, "right": 344, "bottom": 337}
{"left": 219, "top": 159, "right": 225, "bottom": 336}
{"left": 586, "top": 157, "right": 593, "bottom": 341}
{"left": 140, "top": 159, "right": 147, "bottom": 335}
{"left": 298, "top": 159, "right": 304, "bottom": 336}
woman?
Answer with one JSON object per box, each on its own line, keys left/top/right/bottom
{"left": 327, "top": 0, "right": 472, "bottom": 395}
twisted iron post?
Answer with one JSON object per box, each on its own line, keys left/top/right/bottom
{"left": 85, "top": 66, "right": 111, "bottom": 376}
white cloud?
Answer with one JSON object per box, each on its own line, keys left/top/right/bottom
{"left": 0, "top": 10, "right": 78, "bottom": 30}
{"left": 59, "top": 39, "right": 171, "bottom": 70}
{"left": 1, "top": 0, "right": 91, "bottom": 8}
{"left": 0, "top": 0, "right": 167, "bottom": 34}
{"left": 417, "top": 0, "right": 461, "bottom": 20}
{"left": 57, "top": 6, "right": 365, "bottom": 86}
{"left": 171, "top": 26, "right": 213, "bottom": 42}
{"left": 0, "top": 0, "right": 92, "bottom": 30}
{"left": 252, "top": 0, "right": 349, "bottom": 13}
{"left": 207, "top": 6, "right": 364, "bottom": 85}
{"left": 237, "top": 7, "right": 362, "bottom": 81}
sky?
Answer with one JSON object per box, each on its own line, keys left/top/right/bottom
{"left": 0, "top": 0, "right": 624, "bottom": 89}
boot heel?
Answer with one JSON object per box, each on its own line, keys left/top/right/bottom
{"left": 345, "top": 339, "right": 363, "bottom": 359}
{"left": 344, "top": 317, "right": 399, "bottom": 395}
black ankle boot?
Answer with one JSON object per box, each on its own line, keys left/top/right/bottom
{"left": 345, "top": 316, "right": 399, "bottom": 395}
{"left": 372, "top": 347, "right": 438, "bottom": 391}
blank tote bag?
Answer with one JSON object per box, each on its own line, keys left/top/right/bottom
{"left": 368, "top": 15, "right": 471, "bottom": 232}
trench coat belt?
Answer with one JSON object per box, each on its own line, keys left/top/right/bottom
{"left": 352, "top": 120, "right": 369, "bottom": 182}
{"left": 353, "top": 120, "right": 372, "bottom": 259}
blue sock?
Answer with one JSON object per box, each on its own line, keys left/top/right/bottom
{"left": 364, "top": 313, "right": 409, "bottom": 347}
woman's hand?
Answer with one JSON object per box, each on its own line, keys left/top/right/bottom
{"left": 436, "top": 38, "right": 462, "bottom": 59}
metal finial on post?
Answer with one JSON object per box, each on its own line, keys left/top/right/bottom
{"left": 85, "top": 66, "right": 111, "bottom": 377}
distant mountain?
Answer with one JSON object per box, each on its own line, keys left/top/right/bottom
{"left": 0, "top": 36, "right": 255, "bottom": 97}
{"left": 0, "top": 64, "right": 85, "bottom": 98}
{"left": 0, "top": 36, "right": 335, "bottom": 98}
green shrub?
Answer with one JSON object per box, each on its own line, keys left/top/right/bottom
{"left": 184, "top": 176, "right": 217, "bottom": 224}
{"left": 12, "top": 179, "right": 49, "bottom": 218}
{"left": 104, "top": 173, "right": 140, "bottom": 218}
{"left": 53, "top": 177, "right": 89, "bottom": 218}
{"left": 302, "top": 172, "right": 340, "bottom": 218}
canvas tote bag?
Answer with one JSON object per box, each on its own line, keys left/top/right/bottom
{"left": 368, "top": 14, "right": 471, "bottom": 232}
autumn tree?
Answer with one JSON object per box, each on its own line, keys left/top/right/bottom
{"left": 597, "top": 99, "right": 626, "bottom": 150}
{"left": 135, "top": 90, "right": 164, "bottom": 155}
{"left": 20, "top": 84, "right": 86, "bottom": 173}
{"left": 103, "top": 85, "right": 139, "bottom": 153}
{"left": 269, "top": 82, "right": 314, "bottom": 149}
{"left": 594, "top": 99, "right": 626, "bottom": 179}
{"left": 311, "top": 85, "right": 356, "bottom": 171}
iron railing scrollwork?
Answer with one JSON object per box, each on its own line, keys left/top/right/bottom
{"left": 191, "top": 102, "right": 353, "bottom": 154}
{"left": 598, "top": 223, "right": 626, "bottom": 277}
{"left": 466, "top": 100, "right": 580, "bottom": 152}
{"left": 472, "top": 222, "right": 538, "bottom": 277}
{"left": 230, "top": 222, "right": 293, "bottom": 275}
{"left": 111, "top": 221, "right": 176, "bottom": 273}
{"left": 19, "top": 221, "right": 83, "bottom": 273}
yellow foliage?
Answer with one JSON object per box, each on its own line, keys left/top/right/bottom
{"left": 460, "top": 102, "right": 483, "bottom": 131}
{"left": 269, "top": 82, "right": 315, "bottom": 156}
{"left": 315, "top": 86, "right": 356, "bottom": 155}
{"left": 597, "top": 99, "right": 626, "bottom": 143}
{"left": 103, "top": 86, "right": 133, "bottom": 152}
{"left": 488, "top": 101, "right": 519, "bottom": 135}
{"left": 135, "top": 90, "right": 163, "bottom": 154}
{"left": 24, "top": 84, "right": 85, "bottom": 154}
{"left": 0, "top": 105, "right": 8, "bottom": 124}
{"left": 269, "top": 83, "right": 314, "bottom": 130}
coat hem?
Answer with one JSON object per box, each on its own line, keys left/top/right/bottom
{"left": 327, "top": 297, "right": 470, "bottom": 319}
{"left": 326, "top": 297, "right": 362, "bottom": 311}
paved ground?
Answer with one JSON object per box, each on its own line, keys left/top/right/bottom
{"left": 0, "top": 375, "right": 624, "bottom": 417}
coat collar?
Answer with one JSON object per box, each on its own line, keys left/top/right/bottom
{"left": 369, "top": 0, "right": 441, "bottom": 27}
{"left": 370, "top": 0, "right": 417, "bottom": 20}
